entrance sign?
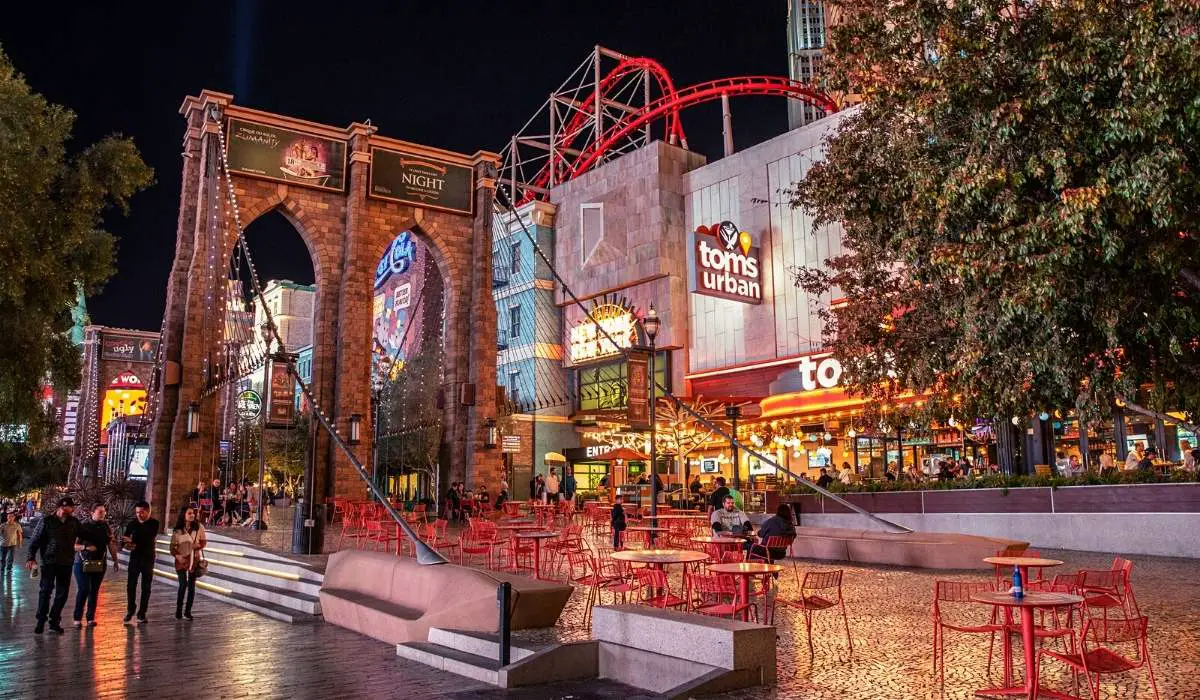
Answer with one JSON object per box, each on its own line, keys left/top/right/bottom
{"left": 369, "top": 147, "right": 475, "bottom": 215}
{"left": 687, "top": 221, "right": 763, "bottom": 304}
{"left": 235, "top": 390, "right": 262, "bottom": 421}
{"left": 797, "top": 353, "right": 843, "bottom": 391}
{"left": 626, "top": 348, "right": 651, "bottom": 431}
{"left": 225, "top": 118, "right": 348, "bottom": 192}
{"left": 501, "top": 435, "right": 522, "bottom": 454}
{"left": 568, "top": 303, "right": 639, "bottom": 365}
{"left": 265, "top": 355, "right": 296, "bottom": 428}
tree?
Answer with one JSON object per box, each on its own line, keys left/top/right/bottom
{"left": 656, "top": 396, "right": 725, "bottom": 484}
{"left": 378, "top": 341, "right": 444, "bottom": 499}
{"left": 0, "top": 442, "right": 69, "bottom": 496}
{"left": 0, "top": 48, "right": 153, "bottom": 434}
{"left": 264, "top": 414, "right": 309, "bottom": 498}
{"left": 790, "top": 1, "right": 1200, "bottom": 425}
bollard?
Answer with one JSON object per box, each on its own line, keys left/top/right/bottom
{"left": 497, "top": 581, "right": 512, "bottom": 665}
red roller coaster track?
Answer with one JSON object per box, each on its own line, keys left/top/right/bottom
{"left": 509, "top": 51, "right": 837, "bottom": 205}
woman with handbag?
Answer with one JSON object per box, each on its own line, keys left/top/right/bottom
{"left": 170, "top": 505, "right": 207, "bottom": 621}
{"left": 72, "top": 504, "right": 119, "bottom": 626}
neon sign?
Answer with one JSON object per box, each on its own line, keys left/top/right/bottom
{"left": 374, "top": 230, "right": 417, "bottom": 290}
{"left": 797, "top": 353, "right": 843, "bottom": 391}
{"left": 568, "top": 303, "right": 639, "bottom": 365}
{"left": 688, "top": 221, "right": 762, "bottom": 304}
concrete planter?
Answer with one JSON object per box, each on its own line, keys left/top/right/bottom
{"left": 768, "top": 483, "right": 1200, "bottom": 558}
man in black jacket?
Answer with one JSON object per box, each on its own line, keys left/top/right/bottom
{"left": 26, "top": 496, "right": 80, "bottom": 634}
{"left": 122, "top": 501, "right": 160, "bottom": 623}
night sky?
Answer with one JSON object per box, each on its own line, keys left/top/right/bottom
{"left": 3, "top": 1, "right": 791, "bottom": 331}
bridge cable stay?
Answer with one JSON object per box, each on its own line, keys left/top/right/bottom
{"left": 492, "top": 186, "right": 912, "bottom": 534}
{"left": 207, "top": 104, "right": 448, "bottom": 564}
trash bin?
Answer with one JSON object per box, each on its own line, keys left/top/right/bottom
{"left": 291, "top": 501, "right": 325, "bottom": 555}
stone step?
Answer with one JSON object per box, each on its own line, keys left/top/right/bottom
{"left": 396, "top": 641, "right": 504, "bottom": 686}
{"left": 196, "top": 568, "right": 321, "bottom": 614}
{"left": 150, "top": 535, "right": 325, "bottom": 581}
{"left": 124, "top": 556, "right": 318, "bottom": 624}
{"left": 141, "top": 544, "right": 324, "bottom": 593}
{"left": 427, "top": 628, "right": 537, "bottom": 662}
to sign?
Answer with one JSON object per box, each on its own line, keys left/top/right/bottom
{"left": 236, "top": 390, "right": 262, "bottom": 421}
{"left": 797, "top": 354, "right": 843, "bottom": 391}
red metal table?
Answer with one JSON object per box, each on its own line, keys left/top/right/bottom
{"left": 970, "top": 590, "right": 1083, "bottom": 699}
{"left": 707, "top": 562, "right": 784, "bottom": 622}
{"left": 515, "top": 530, "right": 558, "bottom": 580}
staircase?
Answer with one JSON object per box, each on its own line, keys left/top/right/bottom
{"left": 116, "top": 530, "right": 324, "bottom": 623}
{"left": 396, "top": 628, "right": 541, "bottom": 685}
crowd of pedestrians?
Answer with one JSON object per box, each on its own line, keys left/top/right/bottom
{"left": 13, "top": 495, "right": 207, "bottom": 633}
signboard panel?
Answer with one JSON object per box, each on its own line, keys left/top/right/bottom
{"left": 101, "top": 334, "right": 159, "bottom": 363}
{"left": 567, "top": 303, "right": 639, "bottom": 366}
{"left": 265, "top": 356, "right": 296, "bottom": 427}
{"left": 236, "top": 390, "right": 262, "bottom": 422}
{"left": 225, "top": 118, "right": 347, "bottom": 192}
{"left": 687, "top": 221, "right": 763, "bottom": 305}
{"left": 626, "top": 348, "right": 651, "bottom": 431}
{"left": 60, "top": 391, "right": 80, "bottom": 442}
{"left": 369, "top": 147, "right": 474, "bottom": 215}
{"left": 501, "top": 435, "right": 522, "bottom": 454}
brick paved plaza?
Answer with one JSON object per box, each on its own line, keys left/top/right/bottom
{"left": 2, "top": 543, "right": 1197, "bottom": 699}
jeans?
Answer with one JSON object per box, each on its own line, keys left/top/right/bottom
{"left": 35, "top": 562, "right": 73, "bottom": 625}
{"left": 176, "top": 569, "right": 198, "bottom": 614}
{"left": 0, "top": 545, "right": 14, "bottom": 571}
{"left": 126, "top": 557, "right": 154, "bottom": 617}
{"left": 72, "top": 561, "right": 106, "bottom": 622}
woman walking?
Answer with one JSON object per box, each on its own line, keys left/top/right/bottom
{"left": 170, "top": 505, "right": 207, "bottom": 621}
{"left": 72, "top": 504, "right": 119, "bottom": 626}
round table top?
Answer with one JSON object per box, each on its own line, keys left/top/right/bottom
{"left": 971, "top": 591, "right": 1083, "bottom": 608}
{"left": 498, "top": 523, "right": 541, "bottom": 530}
{"left": 984, "top": 556, "right": 1065, "bottom": 568}
{"left": 707, "top": 562, "right": 784, "bottom": 575}
{"left": 610, "top": 549, "right": 710, "bottom": 565}
{"left": 626, "top": 525, "right": 670, "bottom": 532}
{"left": 654, "top": 514, "right": 706, "bottom": 520}
{"left": 691, "top": 535, "right": 752, "bottom": 544}
{"left": 515, "top": 531, "right": 559, "bottom": 539}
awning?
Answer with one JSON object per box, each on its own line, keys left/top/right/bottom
{"left": 543, "top": 452, "right": 567, "bottom": 463}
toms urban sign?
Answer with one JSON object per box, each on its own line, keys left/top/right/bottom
{"left": 369, "top": 147, "right": 474, "bottom": 215}
{"left": 687, "top": 221, "right": 763, "bottom": 304}
{"left": 797, "top": 353, "right": 843, "bottom": 392}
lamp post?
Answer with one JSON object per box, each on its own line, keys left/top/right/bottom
{"left": 642, "top": 305, "right": 661, "bottom": 536}
{"left": 256, "top": 320, "right": 273, "bottom": 531}
{"left": 726, "top": 404, "right": 742, "bottom": 491}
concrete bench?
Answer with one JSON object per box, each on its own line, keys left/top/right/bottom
{"left": 592, "top": 605, "right": 776, "bottom": 697}
{"left": 319, "top": 550, "right": 571, "bottom": 645}
{"left": 790, "top": 526, "right": 1027, "bottom": 570}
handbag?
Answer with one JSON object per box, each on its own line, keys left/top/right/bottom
{"left": 81, "top": 557, "right": 104, "bottom": 574}
{"left": 192, "top": 530, "right": 208, "bottom": 577}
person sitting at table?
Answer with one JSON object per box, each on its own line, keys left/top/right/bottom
{"left": 838, "top": 462, "right": 854, "bottom": 485}
{"left": 815, "top": 468, "right": 834, "bottom": 489}
{"left": 710, "top": 495, "right": 752, "bottom": 535}
{"left": 707, "top": 476, "right": 730, "bottom": 513}
{"left": 610, "top": 494, "right": 627, "bottom": 549}
{"left": 477, "top": 484, "right": 490, "bottom": 506}
{"left": 749, "top": 504, "right": 797, "bottom": 560}
{"left": 494, "top": 481, "right": 509, "bottom": 510}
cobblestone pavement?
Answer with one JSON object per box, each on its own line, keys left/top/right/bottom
{"left": 3, "top": 530, "right": 1197, "bottom": 699}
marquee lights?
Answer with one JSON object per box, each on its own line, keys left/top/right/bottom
{"left": 568, "top": 302, "right": 639, "bottom": 365}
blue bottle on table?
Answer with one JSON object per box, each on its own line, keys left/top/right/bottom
{"left": 1011, "top": 566, "right": 1024, "bottom": 599}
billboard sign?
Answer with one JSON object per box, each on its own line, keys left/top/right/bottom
{"left": 369, "top": 147, "right": 474, "bottom": 215}
{"left": 225, "top": 118, "right": 347, "bottom": 192}
{"left": 501, "top": 435, "right": 522, "bottom": 454}
{"left": 687, "top": 221, "right": 763, "bottom": 304}
{"left": 101, "top": 334, "right": 159, "bottom": 363}
{"left": 567, "top": 303, "right": 639, "bottom": 366}
{"left": 60, "top": 391, "right": 80, "bottom": 442}
{"left": 626, "top": 348, "right": 651, "bottom": 431}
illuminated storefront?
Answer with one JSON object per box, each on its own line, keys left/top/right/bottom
{"left": 100, "top": 371, "right": 147, "bottom": 446}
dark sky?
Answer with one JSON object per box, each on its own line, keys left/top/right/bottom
{"left": 3, "top": 1, "right": 790, "bottom": 331}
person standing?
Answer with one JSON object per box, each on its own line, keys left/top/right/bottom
{"left": 25, "top": 496, "right": 80, "bottom": 634}
{"left": 122, "top": 501, "right": 160, "bottom": 624}
{"left": 72, "top": 504, "right": 119, "bottom": 626}
{"left": 610, "top": 494, "right": 627, "bottom": 549}
{"left": 1, "top": 510, "right": 23, "bottom": 573}
{"left": 562, "top": 467, "right": 577, "bottom": 506}
{"left": 170, "top": 506, "right": 207, "bottom": 621}
{"left": 546, "top": 468, "right": 561, "bottom": 504}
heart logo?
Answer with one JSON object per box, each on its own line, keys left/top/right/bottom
{"left": 717, "top": 221, "right": 739, "bottom": 250}
{"left": 739, "top": 230, "right": 752, "bottom": 256}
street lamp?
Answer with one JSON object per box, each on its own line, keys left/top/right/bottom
{"left": 185, "top": 402, "right": 200, "bottom": 438}
{"left": 485, "top": 417, "right": 499, "bottom": 449}
{"left": 256, "top": 320, "right": 274, "bottom": 531}
{"left": 348, "top": 414, "right": 362, "bottom": 445}
{"left": 642, "top": 305, "right": 661, "bottom": 536}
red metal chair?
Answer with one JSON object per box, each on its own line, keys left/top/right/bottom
{"left": 336, "top": 502, "right": 368, "bottom": 550}
{"left": 992, "top": 546, "right": 1040, "bottom": 589}
{"left": 459, "top": 522, "right": 499, "bottom": 569}
{"left": 781, "top": 570, "right": 853, "bottom": 658}
{"left": 687, "top": 572, "right": 754, "bottom": 620}
{"left": 931, "top": 580, "right": 1004, "bottom": 693}
{"left": 633, "top": 569, "right": 686, "bottom": 609}
{"left": 1037, "top": 615, "right": 1159, "bottom": 700}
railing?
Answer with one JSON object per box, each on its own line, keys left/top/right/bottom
{"left": 492, "top": 264, "right": 510, "bottom": 288}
